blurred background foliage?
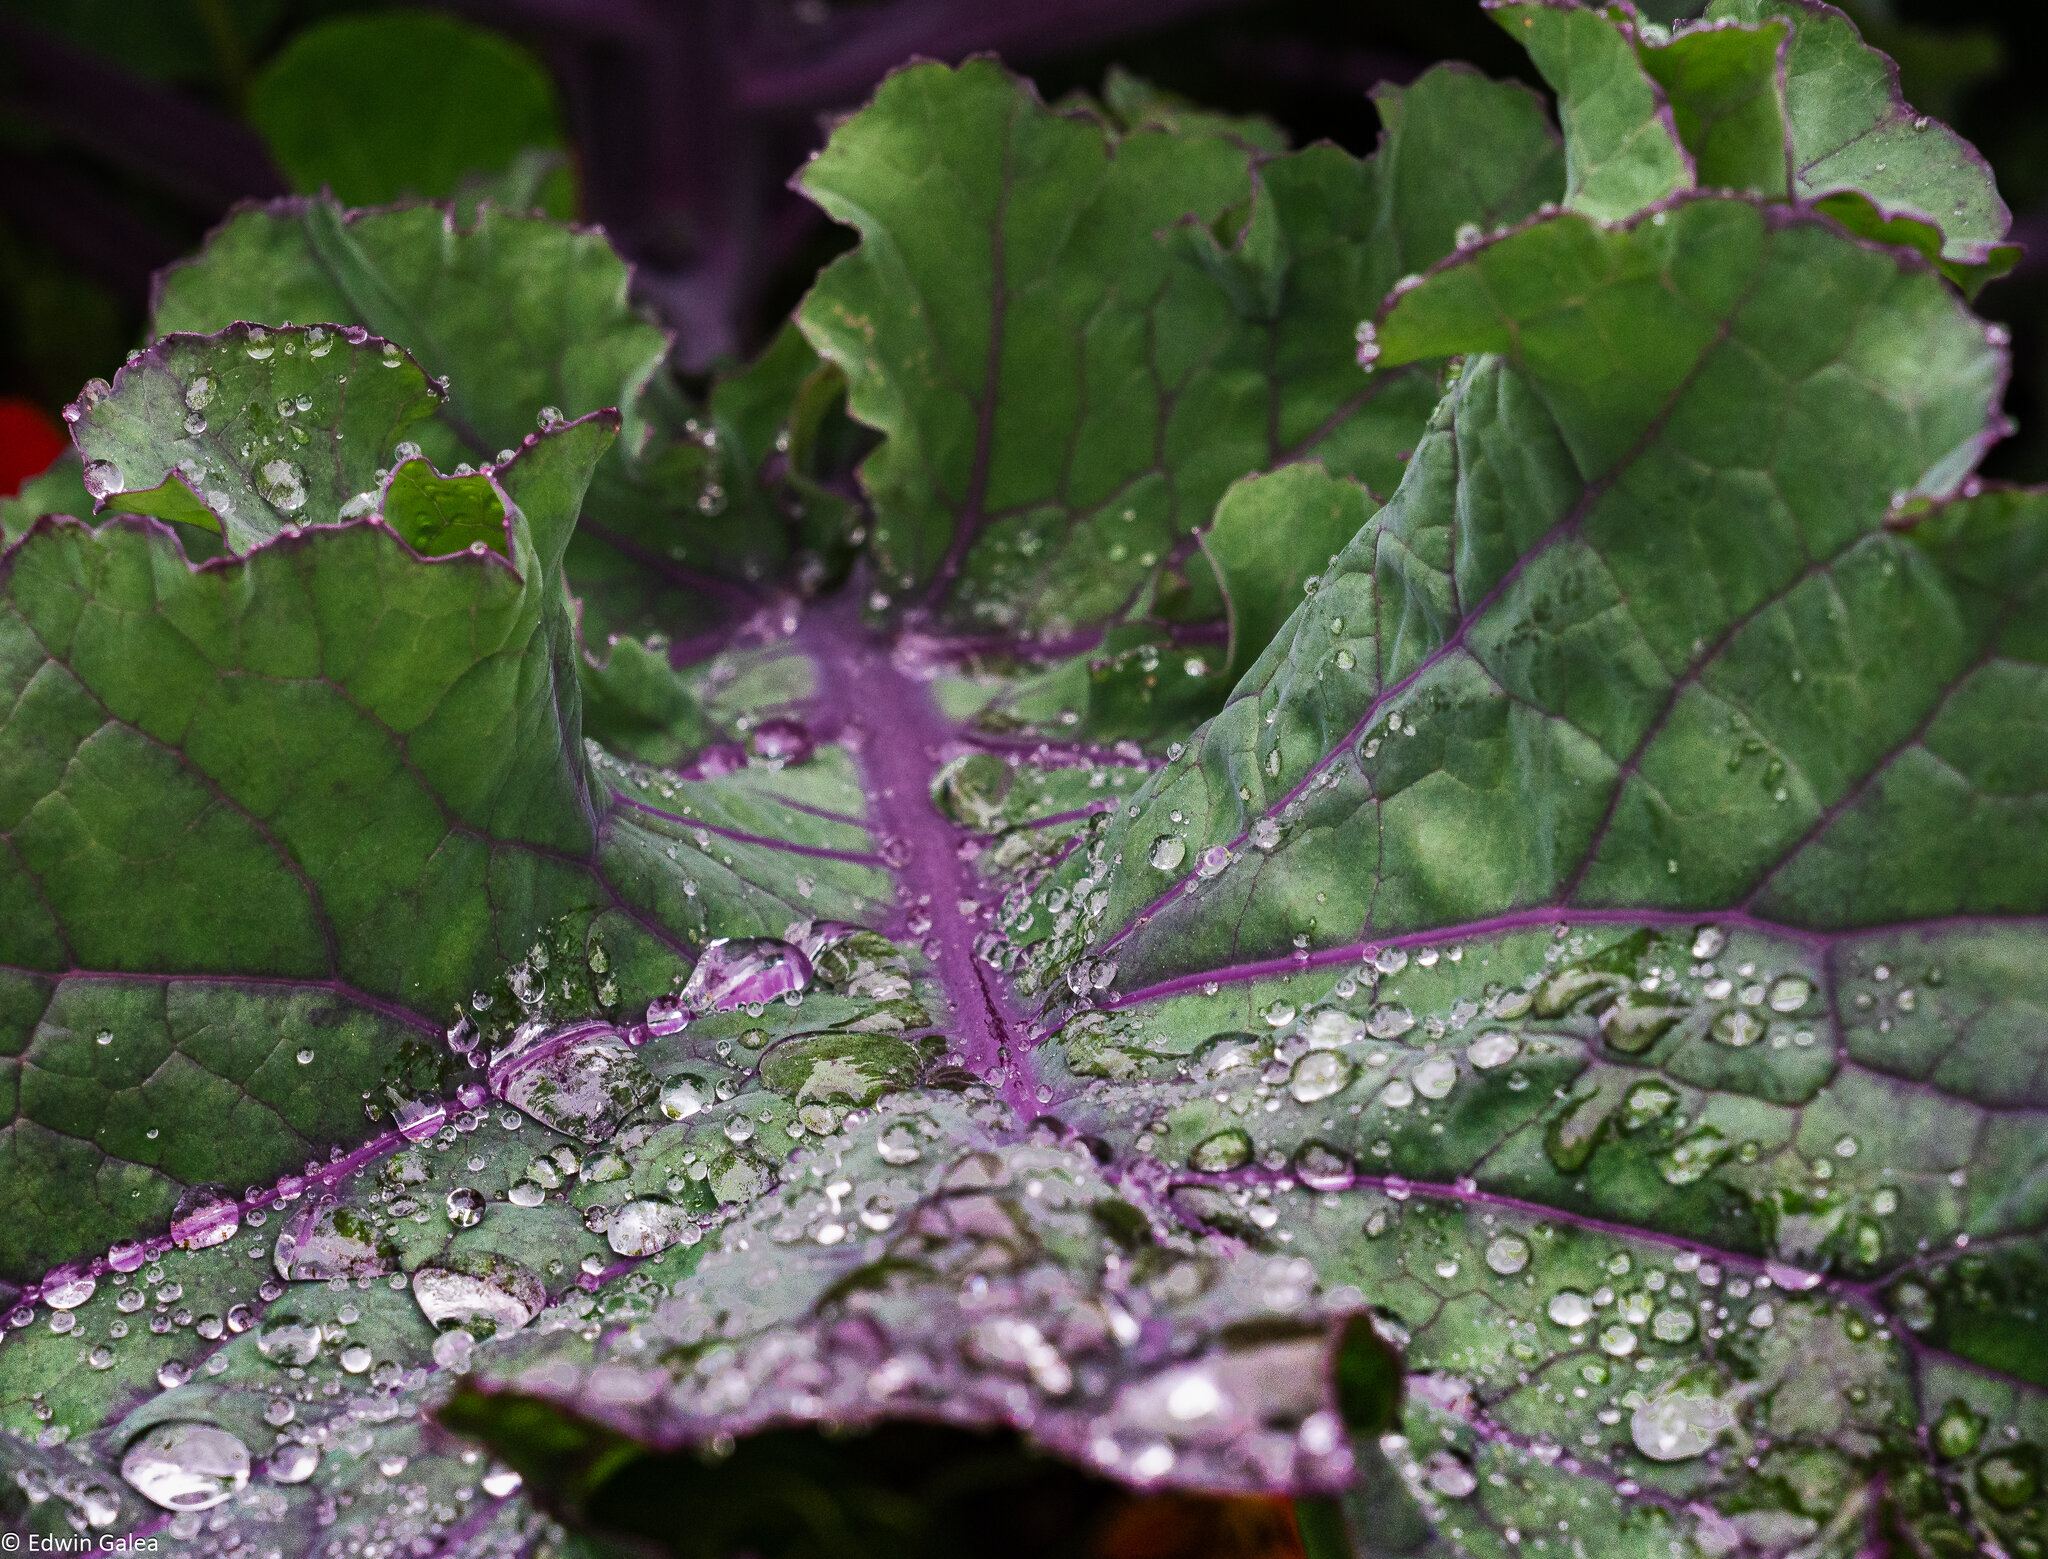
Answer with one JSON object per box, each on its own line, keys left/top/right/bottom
{"left": 0, "top": 0, "right": 2043, "bottom": 496}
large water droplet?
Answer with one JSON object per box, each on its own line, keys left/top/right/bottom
{"left": 412, "top": 1254, "right": 545, "bottom": 1339}
{"left": 1976, "top": 1450, "right": 2039, "bottom": 1510}
{"left": 170, "top": 1185, "right": 240, "bottom": 1251}
{"left": 81, "top": 459, "right": 124, "bottom": 501}
{"left": 255, "top": 1316, "right": 322, "bottom": 1366}
{"left": 1190, "top": 1128, "right": 1253, "bottom": 1173}
{"left": 1710, "top": 1009, "right": 1762, "bottom": 1048}
{"left": 41, "top": 1265, "right": 96, "bottom": 1310}
{"left": 1292, "top": 1141, "right": 1355, "bottom": 1191}
{"left": 678, "top": 937, "right": 812, "bottom": 1014}
{"left": 1412, "top": 1055, "right": 1457, "bottom": 1099}
{"left": 1424, "top": 1450, "right": 1478, "bottom": 1498}
{"left": 121, "top": 1423, "right": 250, "bottom": 1511}
{"left": 183, "top": 373, "right": 215, "bottom": 411}
{"left": 1467, "top": 1030, "right": 1518, "bottom": 1069}
{"left": 659, "top": 1077, "right": 708, "bottom": 1120}
{"left": 496, "top": 1023, "right": 656, "bottom": 1143}
{"left": 1650, "top": 1308, "right": 1695, "bottom": 1343}
{"left": 256, "top": 458, "right": 308, "bottom": 513}
{"left": 1289, "top": 1051, "right": 1353, "bottom": 1103}
{"left": 266, "top": 1443, "right": 319, "bottom": 1484}
{"left": 1484, "top": 1234, "right": 1530, "bottom": 1275}
{"left": 1691, "top": 926, "right": 1726, "bottom": 960}
{"left": 607, "top": 1198, "right": 696, "bottom": 1257}
{"left": 446, "top": 1187, "right": 485, "bottom": 1228}
{"left": 1547, "top": 1290, "right": 1593, "bottom": 1327}
{"left": 877, "top": 1122, "right": 923, "bottom": 1165}
{"left": 1366, "top": 1004, "right": 1415, "bottom": 1039}
{"left": 1767, "top": 975, "right": 1812, "bottom": 1013}
{"left": 1149, "top": 835, "right": 1186, "bottom": 871}
{"left": 929, "top": 752, "right": 1012, "bottom": 830}
{"left": 1630, "top": 1381, "right": 1735, "bottom": 1461}
{"left": 273, "top": 1197, "right": 395, "bottom": 1282}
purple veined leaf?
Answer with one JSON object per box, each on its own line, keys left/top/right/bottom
{"left": 5, "top": 9, "right": 2048, "bottom": 1558}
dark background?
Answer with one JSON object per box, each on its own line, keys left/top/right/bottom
{"left": 5, "top": 0, "right": 2046, "bottom": 480}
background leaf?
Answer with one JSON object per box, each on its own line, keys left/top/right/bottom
{"left": 248, "top": 10, "right": 574, "bottom": 217}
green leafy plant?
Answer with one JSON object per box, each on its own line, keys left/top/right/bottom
{"left": 2, "top": 4, "right": 2042, "bottom": 1557}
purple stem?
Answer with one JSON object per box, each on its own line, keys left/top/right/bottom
{"left": 801, "top": 601, "right": 1042, "bottom": 1117}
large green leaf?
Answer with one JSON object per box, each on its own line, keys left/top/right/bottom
{"left": 795, "top": 58, "right": 1563, "bottom": 636}
{"left": 7, "top": 12, "right": 2048, "bottom": 1559}
{"left": 1707, "top": 0, "right": 2015, "bottom": 263}
{"left": 249, "top": 11, "right": 573, "bottom": 216}
{"left": 150, "top": 198, "right": 773, "bottom": 643}
{"left": 964, "top": 192, "right": 2039, "bottom": 1556}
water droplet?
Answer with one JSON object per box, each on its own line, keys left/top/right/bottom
{"left": 481, "top": 1463, "right": 524, "bottom": 1498}
{"left": 1599, "top": 1323, "right": 1638, "bottom": 1356}
{"left": 1711, "top": 1009, "right": 1762, "bottom": 1048}
{"left": 41, "top": 1265, "right": 96, "bottom": 1310}
{"left": 1196, "top": 844, "right": 1232, "bottom": 878}
{"left": 1260, "top": 999, "right": 1297, "bottom": 1028}
{"left": 170, "top": 1185, "right": 239, "bottom": 1251}
{"left": 659, "top": 1077, "right": 708, "bottom": 1120}
{"left": 412, "top": 1254, "right": 545, "bottom": 1339}
{"left": 1289, "top": 1050, "right": 1353, "bottom": 1103}
{"left": 1485, "top": 1234, "right": 1530, "bottom": 1275}
{"left": 538, "top": 406, "right": 564, "bottom": 428}
{"left": 1466, "top": 1030, "right": 1518, "bottom": 1070}
{"left": 81, "top": 459, "right": 124, "bottom": 500}
{"left": 1250, "top": 817, "right": 1282, "bottom": 851}
{"left": 1190, "top": 1128, "right": 1253, "bottom": 1172}
{"left": 496, "top": 1023, "right": 657, "bottom": 1142}
{"left": 748, "top": 718, "right": 814, "bottom": 768}
{"left": 243, "top": 327, "right": 274, "bottom": 361}
{"left": 1422, "top": 1448, "right": 1477, "bottom": 1497}
{"left": 723, "top": 1114, "right": 756, "bottom": 1144}
{"left": 876, "top": 1122, "right": 923, "bottom": 1164}
{"left": 1367, "top": 1004, "right": 1415, "bottom": 1039}
{"left": 255, "top": 1317, "right": 322, "bottom": 1366}
{"left": 1149, "top": 835, "right": 1186, "bottom": 871}
{"left": 1767, "top": 975, "right": 1812, "bottom": 1013}
{"left": 1631, "top": 1381, "right": 1735, "bottom": 1461}
{"left": 445, "top": 1187, "right": 485, "bottom": 1228}
{"left": 266, "top": 1443, "right": 319, "bottom": 1484}
{"left": 1413, "top": 1055, "right": 1457, "bottom": 1099}
{"left": 1650, "top": 1307, "right": 1695, "bottom": 1343}
{"left": 121, "top": 1423, "right": 250, "bottom": 1510}
{"left": 607, "top": 1198, "right": 695, "bottom": 1257}
{"left": 1547, "top": 1290, "right": 1593, "bottom": 1327}
{"left": 256, "top": 458, "right": 308, "bottom": 513}
{"left": 1691, "top": 926, "right": 1726, "bottom": 959}
{"left": 1293, "top": 1140, "right": 1355, "bottom": 1191}
{"left": 678, "top": 937, "right": 813, "bottom": 1013}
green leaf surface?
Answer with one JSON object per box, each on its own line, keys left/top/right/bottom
{"left": 796, "top": 58, "right": 1562, "bottom": 635}
{"left": 1706, "top": 0, "right": 2013, "bottom": 261}
{"left": 1202, "top": 464, "right": 1378, "bottom": 685}
{"left": 68, "top": 324, "right": 442, "bottom": 553}
{"left": 1639, "top": 16, "right": 1794, "bottom": 198}
{"left": 1489, "top": 1, "right": 1693, "bottom": 221}
{"left": 249, "top": 12, "right": 570, "bottom": 212}
{"left": 149, "top": 199, "right": 777, "bottom": 636}
{"left": 8, "top": 17, "right": 2048, "bottom": 1559}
